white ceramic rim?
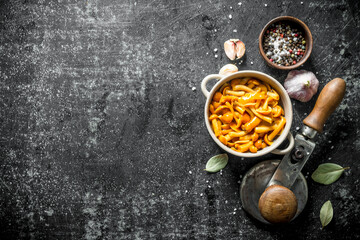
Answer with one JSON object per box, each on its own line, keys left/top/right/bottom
{"left": 202, "top": 70, "right": 293, "bottom": 158}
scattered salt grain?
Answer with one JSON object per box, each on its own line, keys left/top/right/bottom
{"left": 301, "top": 2, "right": 303, "bottom": 4}
{"left": 238, "top": 2, "right": 242, "bottom": 6}
{"left": 189, "top": 170, "right": 192, "bottom": 174}
{"left": 214, "top": 48, "right": 218, "bottom": 52}
{"left": 296, "top": 127, "right": 300, "bottom": 131}
{"left": 250, "top": 61, "right": 254, "bottom": 65}
{"left": 233, "top": 29, "right": 237, "bottom": 33}
{"left": 214, "top": 54, "right": 218, "bottom": 58}
{"left": 191, "top": 87, "right": 196, "bottom": 91}
{"left": 229, "top": 14, "right": 232, "bottom": 20}
{"left": 264, "top": 3, "right": 268, "bottom": 7}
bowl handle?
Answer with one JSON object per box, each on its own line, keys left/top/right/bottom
{"left": 201, "top": 74, "right": 223, "bottom": 98}
{"left": 271, "top": 133, "right": 294, "bottom": 155}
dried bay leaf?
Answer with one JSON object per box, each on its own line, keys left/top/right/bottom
{"left": 204, "top": 154, "right": 228, "bottom": 173}
{"left": 320, "top": 200, "right": 333, "bottom": 228}
{"left": 311, "top": 163, "right": 350, "bottom": 185}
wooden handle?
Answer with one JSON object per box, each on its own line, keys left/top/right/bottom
{"left": 258, "top": 185, "right": 298, "bottom": 223}
{"left": 303, "top": 78, "right": 346, "bottom": 132}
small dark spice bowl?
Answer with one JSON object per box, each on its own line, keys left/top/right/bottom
{"left": 259, "top": 16, "right": 313, "bottom": 70}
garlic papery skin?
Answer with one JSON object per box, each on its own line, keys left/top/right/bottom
{"left": 284, "top": 70, "right": 319, "bottom": 102}
{"left": 219, "top": 64, "right": 238, "bottom": 76}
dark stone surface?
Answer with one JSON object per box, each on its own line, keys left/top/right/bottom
{"left": 0, "top": 0, "right": 359, "bottom": 239}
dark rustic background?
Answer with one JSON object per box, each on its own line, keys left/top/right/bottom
{"left": 0, "top": 0, "right": 359, "bottom": 239}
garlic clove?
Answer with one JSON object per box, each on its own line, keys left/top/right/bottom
{"left": 235, "top": 40, "right": 246, "bottom": 59}
{"left": 219, "top": 64, "right": 238, "bottom": 76}
{"left": 224, "top": 40, "right": 236, "bottom": 60}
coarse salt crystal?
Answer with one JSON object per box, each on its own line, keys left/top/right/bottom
{"left": 233, "top": 29, "right": 237, "bottom": 32}
{"left": 229, "top": 14, "right": 232, "bottom": 19}
{"left": 264, "top": 3, "right": 268, "bottom": 7}
{"left": 250, "top": 61, "right": 253, "bottom": 65}
{"left": 214, "top": 54, "right": 218, "bottom": 58}
{"left": 214, "top": 48, "right": 218, "bottom": 52}
{"left": 191, "top": 87, "right": 196, "bottom": 91}
{"left": 238, "top": 2, "right": 242, "bottom": 6}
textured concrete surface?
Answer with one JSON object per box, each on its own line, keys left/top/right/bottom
{"left": 0, "top": 0, "right": 359, "bottom": 239}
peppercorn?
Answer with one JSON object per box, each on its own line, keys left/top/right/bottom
{"left": 263, "top": 22, "right": 307, "bottom": 66}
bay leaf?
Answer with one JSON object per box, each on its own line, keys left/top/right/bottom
{"left": 204, "top": 154, "right": 228, "bottom": 173}
{"left": 320, "top": 200, "right": 333, "bottom": 229}
{"left": 311, "top": 163, "right": 349, "bottom": 185}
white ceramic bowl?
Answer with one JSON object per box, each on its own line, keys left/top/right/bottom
{"left": 201, "top": 70, "right": 294, "bottom": 158}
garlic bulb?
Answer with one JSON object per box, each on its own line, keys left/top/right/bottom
{"left": 219, "top": 64, "right": 238, "bottom": 76}
{"left": 284, "top": 70, "right": 319, "bottom": 102}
